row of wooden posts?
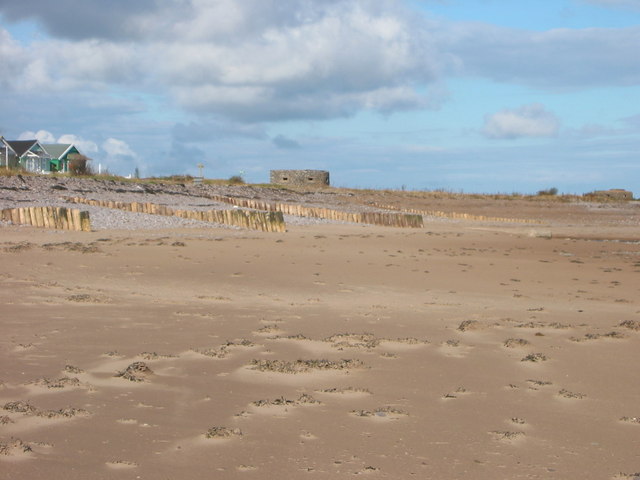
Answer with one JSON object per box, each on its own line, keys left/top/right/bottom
{"left": 206, "top": 195, "right": 425, "bottom": 228}
{"left": 1, "top": 206, "right": 91, "bottom": 231}
{"left": 369, "top": 203, "right": 541, "bottom": 224}
{"left": 65, "top": 197, "right": 287, "bottom": 232}
{"left": 1, "top": 198, "right": 536, "bottom": 233}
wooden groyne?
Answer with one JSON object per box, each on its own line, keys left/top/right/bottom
{"left": 66, "top": 197, "right": 286, "bottom": 233}
{"left": 206, "top": 195, "right": 424, "bottom": 228}
{"left": 1, "top": 206, "right": 91, "bottom": 231}
{"left": 369, "top": 203, "right": 541, "bottom": 224}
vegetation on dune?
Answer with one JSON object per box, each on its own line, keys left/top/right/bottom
{"left": 0, "top": 169, "right": 634, "bottom": 201}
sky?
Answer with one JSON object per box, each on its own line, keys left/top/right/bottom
{"left": 0, "top": 0, "right": 639, "bottom": 194}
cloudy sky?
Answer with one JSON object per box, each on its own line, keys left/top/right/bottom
{"left": 1, "top": 0, "right": 639, "bottom": 194}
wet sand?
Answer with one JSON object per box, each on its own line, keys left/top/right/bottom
{"left": 1, "top": 217, "right": 639, "bottom": 479}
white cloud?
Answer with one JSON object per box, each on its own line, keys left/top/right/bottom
{"left": 1, "top": 1, "right": 639, "bottom": 125}
{"left": 16, "top": 130, "right": 99, "bottom": 154}
{"left": 0, "top": 1, "right": 443, "bottom": 121}
{"left": 58, "top": 134, "right": 99, "bottom": 154}
{"left": 102, "top": 138, "right": 136, "bottom": 158}
{"left": 18, "top": 129, "right": 56, "bottom": 143}
{"left": 483, "top": 103, "right": 561, "bottom": 139}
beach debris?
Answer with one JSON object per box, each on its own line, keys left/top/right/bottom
{"left": 249, "top": 358, "right": 365, "bottom": 374}
{"left": 115, "top": 362, "right": 153, "bottom": 382}
{"left": 204, "top": 426, "right": 242, "bottom": 439}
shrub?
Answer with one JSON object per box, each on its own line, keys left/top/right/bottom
{"left": 68, "top": 155, "right": 94, "bottom": 176}
{"left": 537, "top": 187, "right": 558, "bottom": 196}
{"left": 228, "top": 175, "right": 245, "bottom": 185}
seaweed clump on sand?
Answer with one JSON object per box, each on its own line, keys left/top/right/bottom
{"left": 115, "top": 362, "right": 153, "bottom": 382}
{"left": 205, "top": 427, "right": 242, "bottom": 439}
{"left": 249, "top": 358, "right": 365, "bottom": 374}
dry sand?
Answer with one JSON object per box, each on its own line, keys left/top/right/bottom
{"left": 1, "top": 189, "right": 639, "bottom": 479}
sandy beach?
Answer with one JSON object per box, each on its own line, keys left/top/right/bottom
{"left": 1, "top": 179, "right": 639, "bottom": 479}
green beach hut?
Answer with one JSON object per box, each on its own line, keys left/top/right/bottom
{"left": 42, "top": 144, "right": 81, "bottom": 173}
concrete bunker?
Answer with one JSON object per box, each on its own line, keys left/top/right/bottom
{"left": 270, "top": 170, "right": 330, "bottom": 187}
